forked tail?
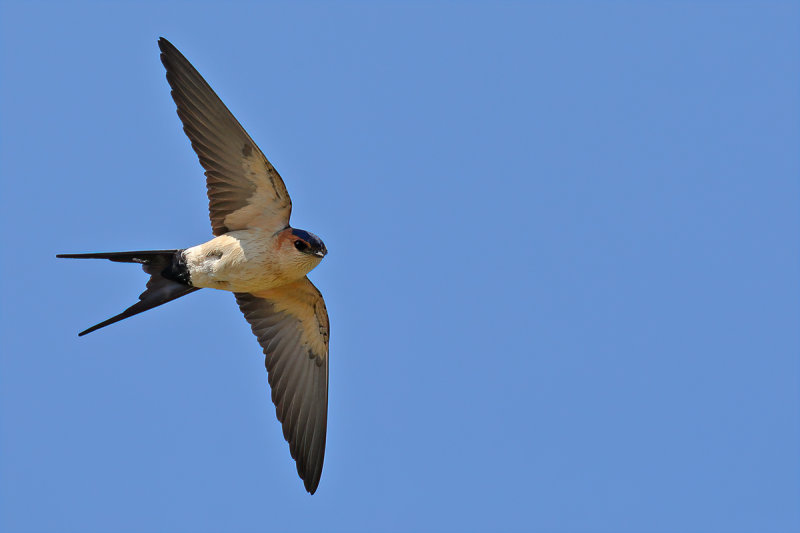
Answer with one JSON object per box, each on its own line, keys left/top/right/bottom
{"left": 56, "top": 250, "right": 200, "bottom": 336}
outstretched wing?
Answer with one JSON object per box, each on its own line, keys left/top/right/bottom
{"left": 235, "top": 277, "right": 329, "bottom": 494}
{"left": 159, "top": 37, "right": 292, "bottom": 235}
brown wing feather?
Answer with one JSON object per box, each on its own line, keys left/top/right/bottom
{"left": 235, "top": 277, "right": 329, "bottom": 494}
{"left": 158, "top": 38, "right": 292, "bottom": 235}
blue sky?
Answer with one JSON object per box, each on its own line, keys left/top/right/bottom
{"left": 1, "top": 2, "right": 798, "bottom": 532}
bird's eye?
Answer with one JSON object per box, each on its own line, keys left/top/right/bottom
{"left": 294, "top": 240, "right": 308, "bottom": 252}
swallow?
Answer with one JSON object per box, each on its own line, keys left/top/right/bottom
{"left": 57, "top": 38, "right": 330, "bottom": 494}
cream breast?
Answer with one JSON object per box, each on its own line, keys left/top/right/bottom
{"left": 184, "top": 229, "right": 321, "bottom": 293}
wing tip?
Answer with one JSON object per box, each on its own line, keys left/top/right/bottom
{"left": 158, "top": 37, "right": 185, "bottom": 72}
{"left": 302, "top": 465, "right": 322, "bottom": 494}
{"left": 157, "top": 36, "right": 173, "bottom": 52}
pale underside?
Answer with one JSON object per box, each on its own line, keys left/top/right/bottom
{"left": 183, "top": 230, "right": 323, "bottom": 293}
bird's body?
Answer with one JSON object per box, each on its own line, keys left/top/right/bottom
{"left": 57, "top": 38, "right": 331, "bottom": 494}
{"left": 184, "top": 228, "right": 323, "bottom": 293}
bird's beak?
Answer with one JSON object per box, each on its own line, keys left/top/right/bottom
{"left": 314, "top": 250, "right": 326, "bottom": 258}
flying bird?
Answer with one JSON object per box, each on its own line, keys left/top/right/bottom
{"left": 57, "top": 38, "right": 330, "bottom": 494}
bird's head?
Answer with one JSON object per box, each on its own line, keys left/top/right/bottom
{"left": 278, "top": 228, "right": 327, "bottom": 276}
{"left": 290, "top": 228, "right": 327, "bottom": 258}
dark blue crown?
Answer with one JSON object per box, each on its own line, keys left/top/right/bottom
{"left": 291, "top": 228, "right": 327, "bottom": 255}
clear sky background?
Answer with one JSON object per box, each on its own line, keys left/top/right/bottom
{"left": 1, "top": 2, "right": 798, "bottom": 532}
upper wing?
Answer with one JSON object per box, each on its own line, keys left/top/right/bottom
{"left": 158, "top": 38, "right": 292, "bottom": 235}
{"left": 235, "top": 277, "right": 329, "bottom": 494}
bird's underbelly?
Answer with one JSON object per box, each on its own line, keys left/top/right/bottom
{"left": 183, "top": 233, "right": 290, "bottom": 293}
